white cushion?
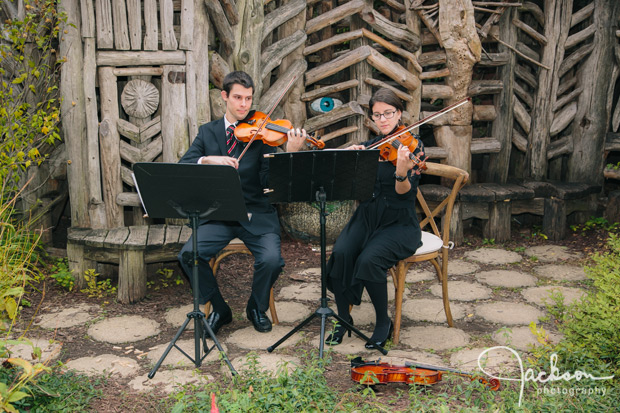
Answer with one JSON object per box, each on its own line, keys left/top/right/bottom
{"left": 414, "top": 231, "right": 443, "bottom": 255}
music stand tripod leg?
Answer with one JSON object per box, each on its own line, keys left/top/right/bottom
{"left": 148, "top": 213, "right": 237, "bottom": 379}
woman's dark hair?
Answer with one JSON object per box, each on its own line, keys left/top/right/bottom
{"left": 368, "top": 87, "right": 404, "bottom": 115}
{"left": 222, "top": 71, "right": 254, "bottom": 94}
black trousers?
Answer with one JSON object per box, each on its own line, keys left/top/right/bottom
{"left": 177, "top": 221, "right": 284, "bottom": 312}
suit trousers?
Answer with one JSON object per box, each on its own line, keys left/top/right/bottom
{"left": 178, "top": 221, "right": 283, "bottom": 312}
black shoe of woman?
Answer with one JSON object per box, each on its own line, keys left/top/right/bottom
{"left": 325, "top": 316, "right": 354, "bottom": 345}
{"left": 365, "top": 321, "right": 393, "bottom": 349}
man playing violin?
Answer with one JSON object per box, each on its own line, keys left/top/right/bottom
{"left": 177, "top": 71, "right": 307, "bottom": 334}
{"left": 325, "top": 88, "right": 426, "bottom": 349}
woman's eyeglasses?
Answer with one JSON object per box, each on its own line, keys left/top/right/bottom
{"left": 371, "top": 110, "right": 397, "bottom": 120}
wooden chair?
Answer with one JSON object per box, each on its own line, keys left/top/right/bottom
{"left": 205, "top": 238, "right": 279, "bottom": 324}
{"left": 389, "top": 163, "right": 469, "bottom": 345}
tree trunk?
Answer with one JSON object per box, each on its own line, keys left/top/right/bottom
{"left": 234, "top": 0, "right": 264, "bottom": 99}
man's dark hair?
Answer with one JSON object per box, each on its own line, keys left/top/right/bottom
{"left": 368, "top": 87, "right": 404, "bottom": 115}
{"left": 222, "top": 71, "right": 254, "bottom": 94}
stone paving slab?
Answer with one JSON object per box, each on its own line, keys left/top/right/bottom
{"left": 521, "top": 286, "right": 586, "bottom": 307}
{"left": 36, "top": 303, "right": 99, "bottom": 329}
{"left": 380, "top": 349, "right": 445, "bottom": 367}
{"left": 65, "top": 354, "right": 139, "bottom": 377}
{"left": 362, "top": 285, "right": 410, "bottom": 302}
{"left": 406, "top": 269, "right": 436, "bottom": 283}
{"left": 88, "top": 315, "right": 161, "bottom": 344}
{"left": 399, "top": 326, "right": 470, "bottom": 351}
{"left": 475, "top": 270, "right": 538, "bottom": 288}
{"left": 164, "top": 304, "right": 195, "bottom": 329}
{"left": 534, "top": 264, "right": 588, "bottom": 281}
{"left": 402, "top": 298, "right": 467, "bottom": 323}
{"left": 146, "top": 339, "right": 229, "bottom": 367}
{"left": 2, "top": 338, "right": 62, "bottom": 363}
{"left": 273, "top": 301, "right": 314, "bottom": 323}
{"left": 311, "top": 331, "right": 374, "bottom": 355}
{"left": 524, "top": 245, "right": 582, "bottom": 262}
{"left": 129, "top": 370, "right": 207, "bottom": 393}
{"left": 475, "top": 302, "right": 544, "bottom": 325}
{"left": 226, "top": 325, "right": 303, "bottom": 350}
{"left": 351, "top": 301, "right": 390, "bottom": 326}
{"left": 278, "top": 282, "right": 333, "bottom": 302}
{"left": 447, "top": 259, "right": 480, "bottom": 276}
{"left": 429, "top": 281, "right": 492, "bottom": 301}
{"left": 450, "top": 347, "right": 519, "bottom": 375}
{"left": 464, "top": 248, "right": 522, "bottom": 265}
{"left": 492, "top": 326, "right": 562, "bottom": 351}
{"left": 228, "top": 354, "right": 300, "bottom": 376}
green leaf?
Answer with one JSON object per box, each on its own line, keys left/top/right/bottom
{"left": 8, "top": 390, "right": 30, "bottom": 403}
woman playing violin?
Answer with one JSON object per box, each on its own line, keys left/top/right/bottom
{"left": 326, "top": 88, "right": 425, "bottom": 349}
{"left": 177, "top": 71, "right": 307, "bottom": 335}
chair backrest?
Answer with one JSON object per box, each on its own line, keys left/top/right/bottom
{"left": 417, "top": 163, "right": 469, "bottom": 245}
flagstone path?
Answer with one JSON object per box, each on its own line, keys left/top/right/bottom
{"left": 6, "top": 244, "right": 589, "bottom": 394}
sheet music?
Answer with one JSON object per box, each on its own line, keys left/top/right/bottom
{"left": 131, "top": 172, "right": 149, "bottom": 216}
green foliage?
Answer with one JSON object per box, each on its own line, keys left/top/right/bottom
{"left": 80, "top": 269, "right": 116, "bottom": 299}
{"left": 482, "top": 238, "right": 495, "bottom": 246}
{"left": 531, "top": 225, "right": 548, "bottom": 240}
{"left": 170, "top": 352, "right": 385, "bottom": 412}
{"left": 0, "top": 356, "right": 50, "bottom": 413}
{"left": 147, "top": 268, "right": 184, "bottom": 290}
{"left": 606, "top": 161, "right": 620, "bottom": 170}
{"left": 570, "top": 216, "right": 619, "bottom": 233}
{"left": 0, "top": 0, "right": 65, "bottom": 194}
{"left": 48, "top": 258, "right": 74, "bottom": 291}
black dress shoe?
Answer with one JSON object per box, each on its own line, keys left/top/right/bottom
{"left": 325, "top": 316, "right": 353, "bottom": 346}
{"left": 206, "top": 308, "right": 233, "bottom": 335}
{"left": 246, "top": 308, "right": 272, "bottom": 332}
{"left": 365, "top": 321, "right": 393, "bottom": 350}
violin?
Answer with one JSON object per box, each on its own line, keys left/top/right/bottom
{"left": 350, "top": 357, "right": 500, "bottom": 391}
{"left": 235, "top": 111, "right": 325, "bottom": 149}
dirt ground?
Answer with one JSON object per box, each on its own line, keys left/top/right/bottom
{"left": 18, "top": 222, "right": 611, "bottom": 412}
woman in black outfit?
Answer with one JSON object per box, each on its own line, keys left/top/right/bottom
{"left": 325, "top": 88, "right": 425, "bottom": 349}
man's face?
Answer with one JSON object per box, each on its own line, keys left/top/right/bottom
{"left": 222, "top": 84, "right": 253, "bottom": 122}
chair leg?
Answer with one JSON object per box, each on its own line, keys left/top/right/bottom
{"left": 393, "top": 261, "right": 407, "bottom": 345}
{"left": 435, "top": 256, "right": 454, "bottom": 327}
{"left": 269, "top": 287, "right": 279, "bottom": 325}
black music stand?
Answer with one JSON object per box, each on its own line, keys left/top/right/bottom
{"left": 132, "top": 162, "right": 247, "bottom": 378}
{"left": 264, "top": 150, "right": 388, "bottom": 357}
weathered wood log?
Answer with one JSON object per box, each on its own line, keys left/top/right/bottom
{"left": 513, "top": 81, "right": 534, "bottom": 108}
{"left": 558, "top": 43, "right": 594, "bottom": 78}
{"left": 208, "top": 52, "right": 229, "bottom": 90}
{"left": 97, "top": 51, "right": 186, "bottom": 66}
{"left": 304, "top": 29, "right": 363, "bottom": 56}
{"left": 139, "top": 116, "right": 162, "bottom": 141}
{"left": 360, "top": 7, "right": 420, "bottom": 51}
{"left": 553, "top": 87, "right": 583, "bottom": 112}
{"left": 234, "top": 0, "right": 263, "bottom": 98}
{"left": 570, "top": 2, "right": 594, "bottom": 28}
{"left": 112, "top": 67, "right": 164, "bottom": 76}
{"left": 98, "top": 118, "right": 123, "bottom": 228}
{"left": 550, "top": 101, "right": 576, "bottom": 137}
{"left": 365, "top": 78, "right": 413, "bottom": 102}
{"left": 305, "top": 0, "right": 365, "bottom": 35}
{"left": 515, "top": 64, "right": 537, "bottom": 89}
{"left": 613, "top": 98, "right": 620, "bottom": 133}
{"left": 185, "top": 50, "right": 198, "bottom": 139}
{"left": 484, "top": 201, "right": 510, "bottom": 242}
{"left": 565, "top": 24, "right": 595, "bottom": 50}
{"left": 120, "top": 136, "right": 163, "bottom": 164}
{"left": 160, "top": 0, "right": 178, "bottom": 50}
{"left": 416, "top": 9, "right": 442, "bottom": 47}
{"left": 209, "top": 88, "right": 226, "bottom": 119}
{"left": 111, "top": 0, "right": 130, "bottom": 50}
{"left": 262, "top": 0, "right": 305, "bottom": 41}
{"left": 478, "top": 52, "right": 510, "bottom": 67}
{"left": 143, "top": 0, "right": 158, "bottom": 51}
{"left": 512, "top": 128, "right": 528, "bottom": 152}
{"left": 543, "top": 198, "right": 566, "bottom": 241}
{"left": 515, "top": 41, "right": 540, "bottom": 63}
{"left": 349, "top": 10, "right": 372, "bottom": 146}
{"left": 126, "top": 0, "right": 141, "bottom": 49}
{"left": 512, "top": 17, "right": 547, "bottom": 45}
{"left": 193, "top": 0, "right": 210, "bottom": 127}
{"left": 179, "top": 0, "right": 194, "bottom": 50}
{"left": 118, "top": 248, "right": 146, "bottom": 304}
{"left": 557, "top": 76, "right": 577, "bottom": 96}
{"left": 547, "top": 134, "right": 573, "bottom": 159}
{"left": 363, "top": 28, "right": 422, "bottom": 72}
{"left": 434, "top": 125, "right": 472, "bottom": 173}
{"left": 520, "top": 1, "right": 544, "bottom": 26}
{"left": 120, "top": 165, "right": 134, "bottom": 187}
{"left": 473, "top": 105, "right": 497, "bottom": 121}
{"left": 204, "top": 0, "right": 234, "bottom": 56}
{"left": 305, "top": 45, "right": 372, "bottom": 86}
{"left": 567, "top": 0, "right": 620, "bottom": 182}
{"left": 117, "top": 192, "right": 141, "bottom": 207}
{"left": 61, "top": 0, "right": 90, "bottom": 228}
{"left": 421, "top": 84, "right": 454, "bottom": 99}
{"left": 80, "top": 0, "right": 95, "bottom": 38}
{"left": 423, "top": 146, "right": 448, "bottom": 159}
{"left": 303, "top": 101, "right": 366, "bottom": 132}
{"left": 260, "top": 59, "right": 306, "bottom": 113}
{"left": 301, "top": 80, "right": 359, "bottom": 102}
{"left": 418, "top": 50, "right": 446, "bottom": 66}
{"left": 219, "top": 0, "right": 239, "bottom": 25}
{"left": 95, "top": 0, "right": 114, "bottom": 49}
{"left": 117, "top": 119, "right": 140, "bottom": 142}
{"left": 385, "top": 0, "right": 405, "bottom": 12}
{"left": 120, "top": 79, "right": 159, "bottom": 118}
{"left": 260, "top": 30, "right": 306, "bottom": 80}
{"left": 321, "top": 126, "right": 358, "bottom": 143}
{"left": 83, "top": 38, "right": 107, "bottom": 229}
{"left": 604, "top": 191, "right": 620, "bottom": 225}
{"left": 513, "top": 96, "right": 531, "bottom": 134}
{"left": 367, "top": 48, "right": 420, "bottom": 90}
{"left": 420, "top": 67, "right": 450, "bottom": 80}
{"left": 604, "top": 170, "right": 620, "bottom": 181}
{"left": 468, "top": 80, "right": 503, "bottom": 95}
{"left": 471, "top": 138, "right": 501, "bottom": 154}
{"left": 161, "top": 66, "right": 189, "bottom": 162}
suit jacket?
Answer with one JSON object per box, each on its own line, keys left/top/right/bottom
{"left": 179, "top": 117, "right": 280, "bottom": 235}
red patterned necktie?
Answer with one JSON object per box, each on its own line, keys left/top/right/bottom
{"left": 226, "top": 124, "right": 237, "bottom": 156}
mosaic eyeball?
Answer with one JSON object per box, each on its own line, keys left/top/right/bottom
{"left": 309, "top": 97, "right": 343, "bottom": 116}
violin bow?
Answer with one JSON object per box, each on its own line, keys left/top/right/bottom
{"left": 236, "top": 75, "right": 299, "bottom": 161}
{"left": 367, "top": 97, "right": 471, "bottom": 150}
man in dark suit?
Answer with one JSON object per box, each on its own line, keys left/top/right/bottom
{"left": 177, "top": 71, "right": 306, "bottom": 334}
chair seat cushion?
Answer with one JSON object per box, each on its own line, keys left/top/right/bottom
{"left": 414, "top": 231, "right": 443, "bottom": 255}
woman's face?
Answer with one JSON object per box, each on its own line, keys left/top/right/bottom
{"left": 371, "top": 101, "right": 401, "bottom": 135}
